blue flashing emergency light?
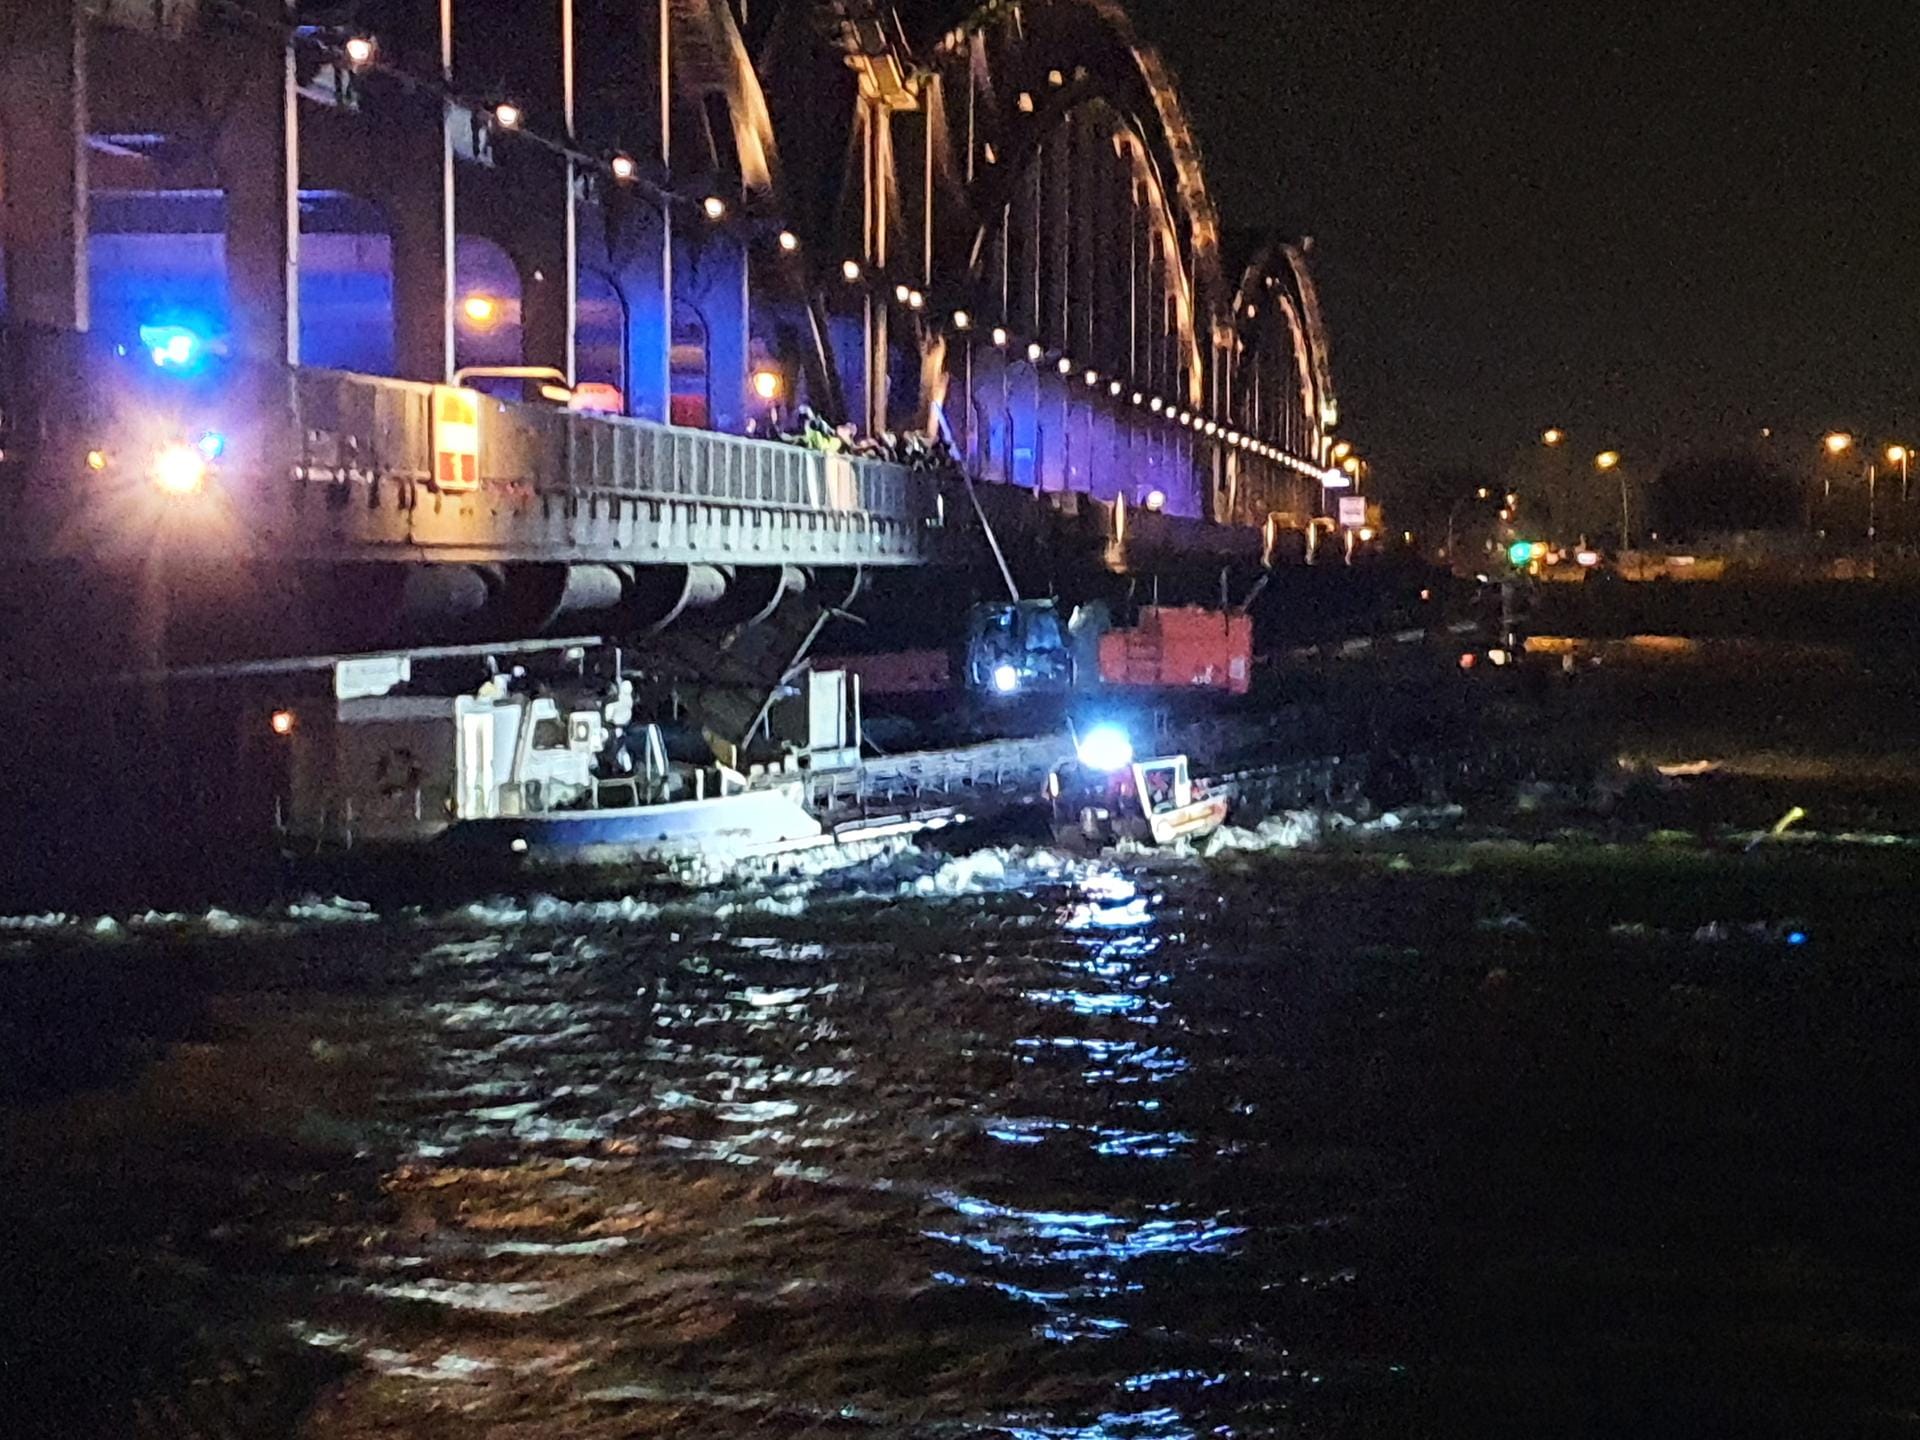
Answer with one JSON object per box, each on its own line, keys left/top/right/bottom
{"left": 139, "top": 323, "right": 207, "bottom": 373}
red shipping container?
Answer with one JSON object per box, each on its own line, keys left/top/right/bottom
{"left": 1096, "top": 608, "right": 1251, "bottom": 694}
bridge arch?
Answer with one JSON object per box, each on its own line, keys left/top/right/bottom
{"left": 753, "top": 0, "right": 1337, "bottom": 530}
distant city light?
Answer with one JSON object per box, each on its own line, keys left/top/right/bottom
{"left": 841, "top": 259, "right": 863, "bottom": 281}
{"left": 1595, "top": 450, "right": 1620, "bottom": 470}
{"left": 951, "top": 309, "right": 971, "bottom": 330}
{"left": 493, "top": 102, "right": 522, "bottom": 130}
{"left": 1144, "top": 489, "right": 1167, "bottom": 511}
{"left": 702, "top": 196, "right": 727, "bottom": 220}
{"left": 991, "top": 327, "right": 1009, "bottom": 347}
{"left": 86, "top": 449, "right": 108, "bottom": 472}
{"left": 1824, "top": 432, "right": 1853, "bottom": 455}
{"left": 461, "top": 294, "right": 499, "bottom": 327}
{"left": 1027, "top": 342, "right": 1045, "bottom": 363}
{"left": 1542, "top": 427, "right": 1564, "bottom": 445}
{"left": 1057, "top": 356, "right": 1075, "bottom": 375}
{"left": 270, "top": 709, "right": 297, "bottom": 737}
{"left": 344, "top": 35, "right": 377, "bottom": 67}
{"left": 610, "top": 154, "right": 637, "bottom": 181}
{"left": 777, "top": 230, "right": 800, "bottom": 252}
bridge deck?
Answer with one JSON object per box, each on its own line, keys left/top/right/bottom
{"left": 0, "top": 334, "right": 940, "bottom": 571}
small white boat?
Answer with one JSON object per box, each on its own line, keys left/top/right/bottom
{"left": 1046, "top": 725, "right": 1231, "bottom": 849}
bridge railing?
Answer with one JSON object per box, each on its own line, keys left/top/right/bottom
{"left": 289, "top": 367, "right": 932, "bottom": 523}
{"left": 0, "top": 327, "right": 939, "bottom": 566}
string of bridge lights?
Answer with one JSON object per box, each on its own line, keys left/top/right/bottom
{"left": 297, "top": 21, "right": 1346, "bottom": 486}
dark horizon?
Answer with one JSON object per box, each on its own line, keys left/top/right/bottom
{"left": 1128, "top": 0, "right": 1920, "bottom": 483}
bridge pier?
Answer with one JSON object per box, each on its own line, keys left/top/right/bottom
{"left": 214, "top": 0, "right": 299, "bottom": 367}
{"left": 0, "top": 0, "right": 89, "bottom": 331}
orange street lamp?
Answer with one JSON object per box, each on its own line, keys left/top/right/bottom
{"left": 1542, "top": 427, "right": 1564, "bottom": 445}
{"left": 461, "top": 294, "right": 500, "bottom": 328}
{"left": 1595, "top": 450, "right": 1620, "bottom": 471}
{"left": 1824, "top": 432, "right": 1854, "bottom": 455}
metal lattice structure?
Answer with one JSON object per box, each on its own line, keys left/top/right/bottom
{"left": 0, "top": 0, "right": 1343, "bottom": 604}
{"left": 753, "top": 0, "right": 1339, "bottom": 528}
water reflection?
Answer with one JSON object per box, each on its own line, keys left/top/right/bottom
{"left": 17, "top": 837, "right": 1900, "bottom": 1437}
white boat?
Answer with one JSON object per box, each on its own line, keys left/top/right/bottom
{"left": 1046, "top": 725, "right": 1232, "bottom": 849}
{"left": 274, "top": 658, "right": 934, "bottom": 875}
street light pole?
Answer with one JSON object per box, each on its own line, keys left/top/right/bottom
{"left": 1595, "top": 450, "right": 1625, "bottom": 548}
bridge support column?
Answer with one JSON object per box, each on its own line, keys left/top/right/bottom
{"left": 388, "top": 152, "right": 452, "bottom": 383}
{"left": 608, "top": 199, "right": 671, "bottom": 422}
{"left": 516, "top": 234, "right": 571, "bottom": 383}
{"left": 381, "top": 3, "right": 453, "bottom": 384}
{"left": 0, "top": 0, "right": 88, "bottom": 331}
{"left": 686, "top": 244, "right": 749, "bottom": 435}
{"left": 214, "top": 0, "right": 299, "bottom": 365}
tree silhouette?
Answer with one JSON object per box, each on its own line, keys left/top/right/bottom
{"left": 1645, "top": 452, "right": 1800, "bottom": 538}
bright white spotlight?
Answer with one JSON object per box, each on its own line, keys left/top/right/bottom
{"left": 992, "top": 664, "right": 1021, "bottom": 694}
{"left": 150, "top": 442, "right": 207, "bottom": 496}
{"left": 1075, "top": 725, "right": 1134, "bottom": 773}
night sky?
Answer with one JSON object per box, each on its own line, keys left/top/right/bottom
{"left": 1127, "top": 0, "right": 1920, "bottom": 481}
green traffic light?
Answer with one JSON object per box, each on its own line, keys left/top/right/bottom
{"left": 1508, "top": 540, "right": 1533, "bottom": 566}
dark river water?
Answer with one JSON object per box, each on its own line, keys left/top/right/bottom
{"left": 5, "top": 830, "right": 1920, "bottom": 1439}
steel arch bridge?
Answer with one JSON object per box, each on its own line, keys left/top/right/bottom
{"left": 0, "top": 0, "right": 1345, "bottom": 666}
{"left": 747, "top": 0, "right": 1339, "bottom": 531}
